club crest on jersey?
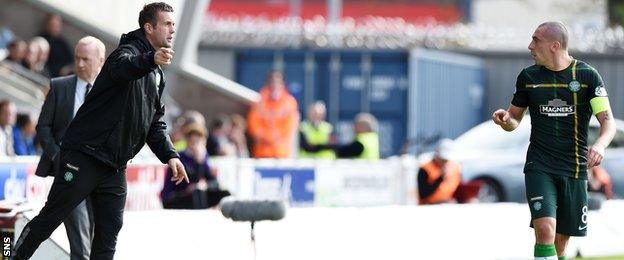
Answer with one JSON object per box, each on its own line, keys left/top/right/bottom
{"left": 533, "top": 201, "right": 542, "bottom": 211}
{"left": 595, "top": 86, "right": 608, "bottom": 97}
{"left": 568, "top": 80, "right": 581, "bottom": 92}
{"left": 540, "top": 99, "right": 575, "bottom": 117}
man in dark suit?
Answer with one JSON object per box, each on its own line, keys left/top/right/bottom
{"left": 35, "top": 36, "right": 105, "bottom": 260}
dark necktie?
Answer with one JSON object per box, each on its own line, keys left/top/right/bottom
{"left": 85, "top": 83, "right": 92, "bottom": 100}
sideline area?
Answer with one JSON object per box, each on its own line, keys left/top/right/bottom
{"left": 14, "top": 200, "right": 624, "bottom": 260}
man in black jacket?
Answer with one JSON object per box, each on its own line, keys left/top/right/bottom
{"left": 14, "top": 3, "right": 188, "bottom": 260}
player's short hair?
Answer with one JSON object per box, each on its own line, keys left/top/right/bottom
{"left": 538, "top": 21, "right": 569, "bottom": 50}
{"left": 138, "top": 2, "right": 174, "bottom": 29}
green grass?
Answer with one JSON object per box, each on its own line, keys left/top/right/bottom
{"left": 575, "top": 256, "right": 624, "bottom": 260}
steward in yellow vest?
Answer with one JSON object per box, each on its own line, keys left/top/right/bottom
{"left": 298, "top": 101, "right": 336, "bottom": 158}
{"left": 299, "top": 120, "right": 336, "bottom": 158}
{"left": 308, "top": 113, "right": 380, "bottom": 160}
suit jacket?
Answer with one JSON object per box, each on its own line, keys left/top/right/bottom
{"left": 35, "top": 75, "right": 77, "bottom": 177}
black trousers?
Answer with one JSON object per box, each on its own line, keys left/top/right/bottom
{"left": 14, "top": 150, "right": 127, "bottom": 260}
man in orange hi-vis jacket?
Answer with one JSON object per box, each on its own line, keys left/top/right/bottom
{"left": 247, "top": 70, "right": 299, "bottom": 158}
{"left": 418, "top": 138, "right": 461, "bottom": 205}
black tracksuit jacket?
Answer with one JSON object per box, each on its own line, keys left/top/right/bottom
{"left": 61, "top": 28, "right": 178, "bottom": 169}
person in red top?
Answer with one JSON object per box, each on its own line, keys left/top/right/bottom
{"left": 247, "top": 70, "right": 299, "bottom": 158}
{"left": 417, "top": 139, "right": 462, "bottom": 205}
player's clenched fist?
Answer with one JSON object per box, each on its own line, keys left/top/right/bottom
{"left": 154, "top": 47, "right": 174, "bottom": 65}
{"left": 492, "top": 109, "right": 510, "bottom": 125}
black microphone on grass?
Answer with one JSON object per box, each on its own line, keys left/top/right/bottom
{"left": 219, "top": 197, "right": 286, "bottom": 236}
{"left": 220, "top": 197, "right": 287, "bottom": 260}
{"left": 220, "top": 197, "right": 286, "bottom": 222}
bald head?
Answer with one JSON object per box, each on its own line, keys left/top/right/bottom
{"left": 537, "top": 21, "right": 569, "bottom": 50}
{"left": 74, "top": 36, "right": 106, "bottom": 83}
{"left": 76, "top": 36, "right": 105, "bottom": 59}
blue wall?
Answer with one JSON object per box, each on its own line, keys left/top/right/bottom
{"left": 408, "top": 48, "right": 486, "bottom": 153}
{"left": 236, "top": 49, "right": 408, "bottom": 157}
{"left": 236, "top": 48, "right": 486, "bottom": 156}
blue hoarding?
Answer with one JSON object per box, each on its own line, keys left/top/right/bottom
{"left": 0, "top": 163, "right": 28, "bottom": 201}
{"left": 254, "top": 168, "right": 315, "bottom": 205}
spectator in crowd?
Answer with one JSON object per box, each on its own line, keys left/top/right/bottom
{"left": 0, "top": 17, "right": 14, "bottom": 49}
{"left": 3, "top": 39, "right": 27, "bottom": 64}
{"left": 299, "top": 101, "right": 335, "bottom": 159}
{"left": 247, "top": 70, "right": 299, "bottom": 158}
{"left": 22, "top": 39, "right": 39, "bottom": 70}
{"left": 228, "top": 114, "right": 250, "bottom": 157}
{"left": 588, "top": 166, "right": 614, "bottom": 200}
{"left": 0, "top": 99, "right": 16, "bottom": 157}
{"left": 37, "top": 37, "right": 51, "bottom": 71}
{"left": 13, "top": 113, "right": 38, "bottom": 155}
{"left": 34, "top": 36, "right": 106, "bottom": 260}
{"left": 40, "top": 14, "right": 73, "bottom": 77}
{"left": 23, "top": 37, "right": 50, "bottom": 77}
{"left": 307, "top": 112, "right": 379, "bottom": 159}
{"left": 161, "top": 123, "right": 230, "bottom": 209}
{"left": 171, "top": 110, "right": 206, "bottom": 151}
{"left": 417, "top": 139, "right": 461, "bottom": 205}
{"left": 207, "top": 115, "right": 236, "bottom": 156}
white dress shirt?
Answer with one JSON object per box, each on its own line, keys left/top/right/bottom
{"left": 0, "top": 125, "right": 12, "bottom": 156}
{"left": 73, "top": 78, "right": 93, "bottom": 116}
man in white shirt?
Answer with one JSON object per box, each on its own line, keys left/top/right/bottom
{"left": 0, "top": 99, "right": 16, "bottom": 156}
{"left": 34, "top": 36, "right": 105, "bottom": 260}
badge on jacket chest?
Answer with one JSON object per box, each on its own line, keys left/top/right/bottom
{"left": 64, "top": 171, "right": 74, "bottom": 182}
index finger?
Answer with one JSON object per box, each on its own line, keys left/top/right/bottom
{"left": 173, "top": 171, "right": 184, "bottom": 185}
{"left": 160, "top": 48, "right": 174, "bottom": 54}
{"left": 498, "top": 114, "right": 507, "bottom": 122}
{"left": 594, "top": 152, "right": 604, "bottom": 166}
{"left": 587, "top": 150, "right": 597, "bottom": 167}
{"left": 170, "top": 163, "right": 178, "bottom": 179}
{"left": 179, "top": 164, "right": 190, "bottom": 183}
